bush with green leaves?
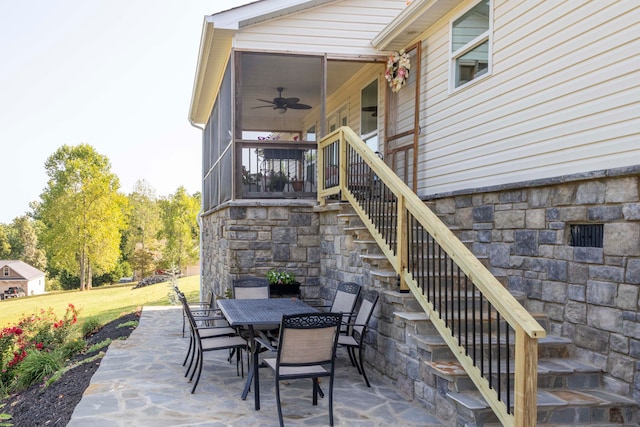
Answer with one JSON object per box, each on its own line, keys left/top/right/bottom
{"left": 0, "top": 304, "right": 81, "bottom": 392}
{"left": 14, "top": 349, "right": 64, "bottom": 390}
{"left": 81, "top": 317, "right": 102, "bottom": 337}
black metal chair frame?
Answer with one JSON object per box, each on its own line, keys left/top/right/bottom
{"left": 338, "top": 292, "right": 379, "bottom": 387}
{"left": 259, "top": 312, "right": 342, "bottom": 427}
{"left": 232, "top": 277, "right": 270, "bottom": 299}
{"left": 178, "top": 291, "right": 248, "bottom": 393}
{"left": 313, "top": 282, "right": 361, "bottom": 333}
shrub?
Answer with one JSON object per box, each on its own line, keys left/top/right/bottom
{"left": 14, "top": 349, "right": 64, "bottom": 390}
{"left": 0, "top": 304, "right": 80, "bottom": 392}
{"left": 81, "top": 317, "right": 102, "bottom": 337}
{"left": 58, "top": 338, "right": 86, "bottom": 360}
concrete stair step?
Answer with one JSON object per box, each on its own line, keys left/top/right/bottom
{"left": 412, "top": 331, "right": 572, "bottom": 363}
{"left": 425, "top": 357, "right": 603, "bottom": 393}
{"left": 448, "top": 388, "right": 639, "bottom": 426}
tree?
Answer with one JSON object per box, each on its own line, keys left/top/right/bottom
{"left": 35, "top": 144, "right": 127, "bottom": 290}
{"left": 126, "top": 180, "right": 162, "bottom": 278}
{"left": 7, "top": 216, "right": 47, "bottom": 271}
{"left": 0, "top": 224, "right": 11, "bottom": 258}
{"left": 158, "top": 187, "right": 200, "bottom": 272}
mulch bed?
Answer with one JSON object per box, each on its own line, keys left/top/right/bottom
{"left": 1, "top": 311, "right": 140, "bottom": 427}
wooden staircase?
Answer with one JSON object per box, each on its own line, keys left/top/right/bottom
{"left": 335, "top": 202, "right": 639, "bottom": 426}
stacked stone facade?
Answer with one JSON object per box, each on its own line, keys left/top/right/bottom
{"left": 427, "top": 169, "right": 640, "bottom": 402}
{"left": 199, "top": 168, "right": 640, "bottom": 413}
{"left": 200, "top": 200, "right": 321, "bottom": 299}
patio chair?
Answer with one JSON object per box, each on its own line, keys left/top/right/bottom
{"left": 175, "top": 287, "right": 222, "bottom": 337}
{"left": 178, "top": 291, "right": 248, "bottom": 393}
{"left": 232, "top": 277, "right": 277, "bottom": 348}
{"left": 338, "top": 292, "right": 379, "bottom": 387}
{"left": 312, "top": 282, "right": 361, "bottom": 332}
{"left": 232, "top": 277, "right": 270, "bottom": 299}
{"left": 175, "top": 288, "right": 238, "bottom": 371}
{"left": 259, "top": 312, "right": 342, "bottom": 427}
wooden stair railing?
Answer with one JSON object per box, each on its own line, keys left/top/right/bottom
{"left": 318, "top": 127, "right": 546, "bottom": 427}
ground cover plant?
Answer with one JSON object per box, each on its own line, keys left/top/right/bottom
{"left": 0, "top": 275, "right": 200, "bottom": 426}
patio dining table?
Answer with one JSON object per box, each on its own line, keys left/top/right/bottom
{"left": 217, "top": 297, "right": 317, "bottom": 410}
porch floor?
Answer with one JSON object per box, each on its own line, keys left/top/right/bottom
{"left": 68, "top": 306, "right": 447, "bottom": 427}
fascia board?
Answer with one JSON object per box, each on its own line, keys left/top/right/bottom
{"left": 189, "top": 19, "right": 234, "bottom": 124}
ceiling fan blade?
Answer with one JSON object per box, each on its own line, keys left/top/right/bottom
{"left": 251, "top": 105, "right": 277, "bottom": 109}
{"left": 283, "top": 97, "right": 300, "bottom": 105}
{"left": 257, "top": 99, "right": 277, "bottom": 105}
{"left": 287, "top": 103, "right": 311, "bottom": 110}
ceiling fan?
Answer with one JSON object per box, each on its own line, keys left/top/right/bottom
{"left": 254, "top": 87, "right": 311, "bottom": 114}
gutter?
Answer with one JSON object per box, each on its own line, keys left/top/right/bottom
{"left": 190, "top": 120, "right": 205, "bottom": 300}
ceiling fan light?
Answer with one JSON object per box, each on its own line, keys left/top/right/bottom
{"left": 275, "top": 106, "right": 286, "bottom": 114}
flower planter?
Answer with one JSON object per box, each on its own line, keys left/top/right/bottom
{"left": 269, "top": 282, "right": 301, "bottom": 298}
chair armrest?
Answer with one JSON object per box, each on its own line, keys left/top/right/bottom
{"left": 254, "top": 336, "right": 278, "bottom": 352}
{"left": 191, "top": 308, "right": 223, "bottom": 316}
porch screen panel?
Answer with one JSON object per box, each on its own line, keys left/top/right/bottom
{"left": 219, "top": 149, "right": 232, "bottom": 204}
{"left": 387, "top": 134, "right": 414, "bottom": 187}
{"left": 387, "top": 48, "right": 417, "bottom": 138}
{"left": 219, "top": 64, "right": 232, "bottom": 151}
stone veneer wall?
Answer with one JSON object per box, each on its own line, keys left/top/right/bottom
{"left": 425, "top": 169, "right": 640, "bottom": 402}
{"left": 200, "top": 200, "right": 321, "bottom": 299}
{"left": 198, "top": 167, "right": 640, "bottom": 413}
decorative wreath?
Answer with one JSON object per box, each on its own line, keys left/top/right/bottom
{"left": 385, "top": 49, "right": 411, "bottom": 93}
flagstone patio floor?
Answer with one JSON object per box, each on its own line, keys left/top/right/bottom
{"left": 68, "top": 306, "right": 447, "bottom": 427}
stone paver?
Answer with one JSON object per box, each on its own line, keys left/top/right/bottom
{"left": 68, "top": 306, "right": 446, "bottom": 427}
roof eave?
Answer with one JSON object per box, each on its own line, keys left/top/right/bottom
{"left": 189, "top": 18, "right": 235, "bottom": 125}
{"left": 372, "top": 0, "right": 460, "bottom": 52}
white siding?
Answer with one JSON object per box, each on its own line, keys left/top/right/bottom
{"left": 234, "top": 0, "right": 407, "bottom": 55}
{"left": 303, "top": 62, "right": 385, "bottom": 139}
{"left": 416, "top": 0, "right": 640, "bottom": 196}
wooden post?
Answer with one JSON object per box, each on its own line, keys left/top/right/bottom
{"left": 396, "top": 196, "right": 409, "bottom": 291}
{"left": 514, "top": 328, "right": 538, "bottom": 427}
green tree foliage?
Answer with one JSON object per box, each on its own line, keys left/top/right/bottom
{"left": 6, "top": 216, "right": 47, "bottom": 271}
{"left": 158, "top": 187, "right": 200, "bottom": 272}
{"left": 35, "top": 144, "right": 127, "bottom": 291}
{"left": 0, "top": 225, "right": 10, "bottom": 259}
{"left": 126, "top": 180, "right": 162, "bottom": 278}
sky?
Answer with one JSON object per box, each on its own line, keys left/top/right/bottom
{"left": 0, "top": 0, "right": 252, "bottom": 224}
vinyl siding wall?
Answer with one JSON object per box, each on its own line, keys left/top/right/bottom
{"left": 416, "top": 0, "right": 640, "bottom": 197}
{"left": 234, "top": 0, "right": 407, "bottom": 56}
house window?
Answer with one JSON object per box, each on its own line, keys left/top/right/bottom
{"left": 360, "top": 79, "right": 379, "bottom": 153}
{"left": 451, "top": 0, "right": 491, "bottom": 89}
{"left": 3, "top": 267, "right": 9, "bottom": 276}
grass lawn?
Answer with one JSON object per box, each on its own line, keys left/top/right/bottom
{"left": 0, "top": 275, "right": 202, "bottom": 328}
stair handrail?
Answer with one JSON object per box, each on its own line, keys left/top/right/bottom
{"left": 318, "top": 127, "right": 546, "bottom": 427}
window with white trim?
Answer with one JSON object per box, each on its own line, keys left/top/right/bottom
{"left": 360, "top": 79, "right": 379, "bottom": 153}
{"left": 451, "top": 0, "right": 491, "bottom": 89}
{"left": 3, "top": 267, "right": 9, "bottom": 276}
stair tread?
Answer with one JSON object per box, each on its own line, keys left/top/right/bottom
{"left": 394, "top": 311, "right": 430, "bottom": 321}
{"left": 370, "top": 269, "right": 397, "bottom": 277}
{"left": 448, "top": 388, "right": 637, "bottom": 411}
{"left": 426, "top": 357, "right": 602, "bottom": 378}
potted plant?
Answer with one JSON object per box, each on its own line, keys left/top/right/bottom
{"left": 290, "top": 175, "right": 304, "bottom": 192}
{"left": 268, "top": 170, "right": 288, "bottom": 191}
{"left": 266, "top": 269, "right": 300, "bottom": 297}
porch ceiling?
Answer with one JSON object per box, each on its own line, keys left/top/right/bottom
{"left": 240, "top": 55, "right": 366, "bottom": 131}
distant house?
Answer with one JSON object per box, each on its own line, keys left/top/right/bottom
{"left": 0, "top": 260, "right": 45, "bottom": 296}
